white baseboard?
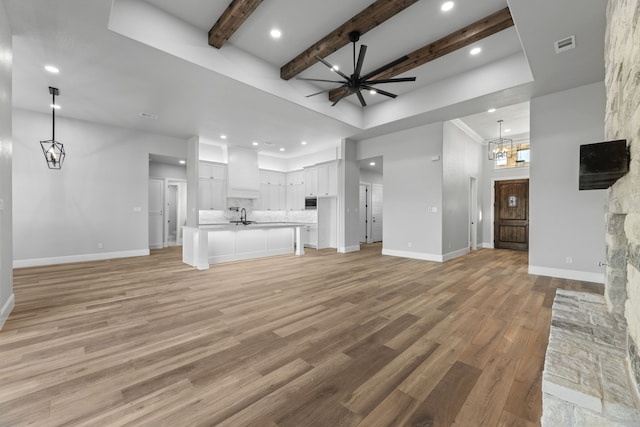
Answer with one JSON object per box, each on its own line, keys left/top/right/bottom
{"left": 13, "top": 249, "right": 150, "bottom": 268}
{"left": 528, "top": 265, "right": 605, "bottom": 284}
{"left": 0, "top": 293, "right": 15, "bottom": 330}
{"left": 382, "top": 249, "right": 443, "bottom": 262}
{"left": 479, "top": 242, "right": 494, "bottom": 249}
{"left": 443, "top": 247, "right": 470, "bottom": 262}
{"left": 338, "top": 245, "right": 360, "bottom": 253}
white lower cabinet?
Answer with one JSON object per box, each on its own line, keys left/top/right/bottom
{"left": 304, "top": 224, "right": 318, "bottom": 248}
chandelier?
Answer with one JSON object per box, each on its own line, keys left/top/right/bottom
{"left": 40, "top": 86, "right": 65, "bottom": 169}
{"left": 487, "top": 120, "right": 513, "bottom": 161}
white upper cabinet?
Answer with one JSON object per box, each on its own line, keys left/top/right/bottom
{"left": 258, "top": 170, "right": 286, "bottom": 210}
{"left": 305, "top": 167, "right": 318, "bottom": 197}
{"left": 198, "top": 161, "right": 226, "bottom": 210}
{"left": 286, "top": 170, "right": 305, "bottom": 211}
{"left": 317, "top": 162, "right": 338, "bottom": 197}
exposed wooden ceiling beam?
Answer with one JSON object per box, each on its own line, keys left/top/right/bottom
{"left": 280, "top": 0, "right": 419, "bottom": 81}
{"left": 208, "top": 0, "right": 264, "bottom": 49}
{"left": 328, "top": 7, "right": 515, "bottom": 103}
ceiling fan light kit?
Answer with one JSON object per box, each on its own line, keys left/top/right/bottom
{"left": 297, "top": 31, "right": 416, "bottom": 107}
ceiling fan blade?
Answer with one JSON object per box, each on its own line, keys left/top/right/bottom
{"left": 354, "top": 45, "right": 367, "bottom": 78}
{"left": 306, "top": 85, "right": 347, "bottom": 97}
{"left": 364, "top": 77, "right": 417, "bottom": 84}
{"left": 296, "top": 77, "right": 348, "bottom": 84}
{"left": 362, "top": 85, "right": 398, "bottom": 99}
{"left": 360, "top": 55, "right": 409, "bottom": 81}
{"left": 356, "top": 90, "right": 367, "bottom": 107}
{"left": 315, "top": 56, "right": 351, "bottom": 81}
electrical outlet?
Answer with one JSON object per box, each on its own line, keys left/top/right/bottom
{"left": 408, "top": 242, "right": 412, "bottom": 248}
{"left": 98, "top": 243, "right": 104, "bottom": 249}
{"left": 566, "top": 256, "right": 573, "bottom": 264}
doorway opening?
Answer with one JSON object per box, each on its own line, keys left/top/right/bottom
{"left": 149, "top": 154, "right": 188, "bottom": 249}
{"left": 359, "top": 156, "right": 383, "bottom": 245}
{"left": 469, "top": 177, "right": 478, "bottom": 251}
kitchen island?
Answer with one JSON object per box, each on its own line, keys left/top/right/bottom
{"left": 182, "top": 222, "right": 305, "bottom": 270}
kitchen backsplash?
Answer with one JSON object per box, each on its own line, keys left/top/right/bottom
{"left": 199, "top": 207, "right": 317, "bottom": 224}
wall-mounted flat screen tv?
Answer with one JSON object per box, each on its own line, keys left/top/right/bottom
{"left": 579, "top": 139, "right": 628, "bottom": 190}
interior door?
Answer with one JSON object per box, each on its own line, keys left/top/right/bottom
{"left": 167, "top": 185, "right": 178, "bottom": 242}
{"left": 371, "top": 184, "right": 383, "bottom": 242}
{"left": 359, "top": 184, "right": 368, "bottom": 243}
{"left": 494, "top": 179, "right": 529, "bottom": 251}
{"left": 149, "top": 179, "right": 164, "bottom": 249}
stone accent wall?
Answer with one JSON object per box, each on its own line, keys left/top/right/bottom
{"left": 605, "top": 0, "right": 640, "bottom": 395}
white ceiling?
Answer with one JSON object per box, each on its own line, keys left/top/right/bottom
{"left": 4, "top": 0, "right": 606, "bottom": 159}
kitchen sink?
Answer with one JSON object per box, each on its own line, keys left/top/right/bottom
{"left": 228, "top": 220, "right": 255, "bottom": 225}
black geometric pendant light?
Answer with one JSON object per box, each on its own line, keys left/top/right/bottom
{"left": 40, "top": 86, "right": 65, "bottom": 169}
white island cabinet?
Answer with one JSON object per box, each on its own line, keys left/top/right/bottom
{"left": 183, "top": 223, "right": 305, "bottom": 269}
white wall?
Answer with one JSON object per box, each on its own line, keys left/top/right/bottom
{"left": 359, "top": 169, "right": 383, "bottom": 185}
{"left": 13, "top": 109, "right": 187, "bottom": 266}
{"left": 339, "top": 139, "right": 360, "bottom": 252}
{"left": 0, "top": 1, "right": 14, "bottom": 329}
{"left": 149, "top": 162, "right": 187, "bottom": 180}
{"left": 358, "top": 122, "right": 444, "bottom": 260}
{"left": 442, "top": 121, "right": 484, "bottom": 257}
{"left": 529, "top": 81, "right": 607, "bottom": 282}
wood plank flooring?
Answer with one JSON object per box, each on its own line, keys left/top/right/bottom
{"left": 1, "top": 244, "right": 603, "bottom": 426}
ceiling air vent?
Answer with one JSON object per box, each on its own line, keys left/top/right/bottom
{"left": 554, "top": 35, "right": 576, "bottom": 54}
{"left": 140, "top": 112, "right": 158, "bottom": 120}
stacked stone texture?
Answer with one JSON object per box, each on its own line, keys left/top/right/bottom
{"left": 605, "top": 0, "right": 640, "bottom": 396}
{"left": 542, "top": 290, "right": 640, "bottom": 426}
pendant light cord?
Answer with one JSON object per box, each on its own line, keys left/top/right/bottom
{"left": 52, "top": 91, "right": 56, "bottom": 141}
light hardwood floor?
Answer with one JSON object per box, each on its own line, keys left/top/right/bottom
{"left": 1, "top": 244, "right": 602, "bottom": 426}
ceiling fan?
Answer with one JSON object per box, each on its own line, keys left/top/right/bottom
{"left": 297, "top": 31, "right": 417, "bottom": 107}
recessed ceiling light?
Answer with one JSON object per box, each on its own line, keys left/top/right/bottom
{"left": 179, "top": 160, "right": 186, "bottom": 164}
{"left": 369, "top": 89, "right": 377, "bottom": 95}
{"left": 369, "top": 162, "right": 376, "bottom": 166}
{"left": 470, "top": 47, "right": 482, "bottom": 55}
{"left": 504, "top": 129, "right": 511, "bottom": 133}
{"left": 252, "top": 141, "right": 259, "bottom": 146}
{"left": 301, "top": 141, "right": 307, "bottom": 145}
{"left": 270, "top": 29, "right": 282, "bottom": 39}
{"left": 220, "top": 134, "right": 227, "bottom": 140}
{"left": 44, "top": 65, "right": 59, "bottom": 74}
{"left": 441, "top": 1, "right": 454, "bottom": 12}
{"left": 487, "top": 108, "right": 496, "bottom": 113}
{"left": 279, "top": 148, "right": 285, "bottom": 152}
{"left": 50, "top": 104, "right": 61, "bottom": 110}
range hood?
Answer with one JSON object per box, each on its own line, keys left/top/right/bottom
{"left": 227, "top": 147, "right": 260, "bottom": 198}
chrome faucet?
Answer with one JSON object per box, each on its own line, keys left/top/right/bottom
{"left": 240, "top": 208, "right": 247, "bottom": 224}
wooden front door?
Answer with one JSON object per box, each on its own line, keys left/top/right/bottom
{"left": 494, "top": 179, "right": 529, "bottom": 251}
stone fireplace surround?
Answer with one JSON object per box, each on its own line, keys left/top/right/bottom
{"left": 542, "top": 0, "right": 640, "bottom": 425}
{"left": 604, "top": 0, "right": 640, "bottom": 398}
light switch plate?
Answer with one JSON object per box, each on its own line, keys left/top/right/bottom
{"left": 0, "top": 198, "right": 4, "bottom": 210}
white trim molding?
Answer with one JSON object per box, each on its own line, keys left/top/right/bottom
{"left": 338, "top": 245, "right": 360, "bottom": 254}
{"left": 528, "top": 265, "right": 605, "bottom": 284}
{"left": 383, "top": 249, "right": 443, "bottom": 262}
{"left": 479, "top": 242, "right": 495, "bottom": 249}
{"left": 443, "top": 247, "right": 470, "bottom": 262}
{"left": 0, "top": 293, "right": 15, "bottom": 330}
{"left": 13, "top": 249, "right": 150, "bottom": 269}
